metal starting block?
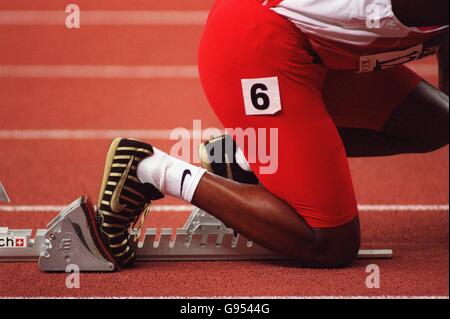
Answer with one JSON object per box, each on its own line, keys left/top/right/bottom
{"left": 0, "top": 182, "right": 9, "bottom": 202}
{"left": 0, "top": 196, "right": 393, "bottom": 272}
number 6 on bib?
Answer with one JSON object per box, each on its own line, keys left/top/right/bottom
{"left": 241, "top": 76, "right": 282, "bottom": 116}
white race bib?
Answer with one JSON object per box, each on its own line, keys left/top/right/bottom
{"left": 241, "top": 77, "right": 282, "bottom": 116}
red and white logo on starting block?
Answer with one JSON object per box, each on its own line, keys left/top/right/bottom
{"left": 0, "top": 235, "right": 27, "bottom": 248}
{"left": 15, "top": 238, "right": 25, "bottom": 247}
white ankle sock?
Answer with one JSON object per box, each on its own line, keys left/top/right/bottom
{"left": 136, "top": 148, "right": 207, "bottom": 203}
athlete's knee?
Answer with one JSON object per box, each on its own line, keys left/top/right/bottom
{"left": 291, "top": 218, "right": 361, "bottom": 268}
{"left": 312, "top": 234, "right": 360, "bottom": 268}
{"left": 415, "top": 134, "right": 449, "bottom": 153}
{"left": 415, "top": 95, "right": 449, "bottom": 152}
{"left": 385, "top": 83, "right": 449, "bottom": 153}
{"left": 433, "top": 95, "right": 450, "bottom": 149}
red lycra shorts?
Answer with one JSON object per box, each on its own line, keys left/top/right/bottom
{"left": 198, "top": 0, "right": 423, "bottom": 228}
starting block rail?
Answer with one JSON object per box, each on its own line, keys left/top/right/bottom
{"left": 0, "top": 196, "right": 393, "bottom": 272}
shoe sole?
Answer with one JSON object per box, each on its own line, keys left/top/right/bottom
{"left": 95, "top": 137, "right": 125, "bottom": 270}
{"left": 198, "top": 142, "right": 213, "bottom": 173}
{"left": 199, "top": 139, "right": 234, "bottom": 179}
{"left": 80, "top": 196, "right": 120, "bottom": 271}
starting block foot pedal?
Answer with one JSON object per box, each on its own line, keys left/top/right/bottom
{"left": 38, "top": 196, "right": 115, "bottom": 272}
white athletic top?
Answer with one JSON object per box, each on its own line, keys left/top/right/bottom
{"left": 263, "top": 0, "right": 448, "bottom": 71}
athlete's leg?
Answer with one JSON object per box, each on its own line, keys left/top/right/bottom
{"left": 194, "top": 136, "right": 360, "bottom": 265}
{"left": 382, "top": 81, "right": 449, "bottom": 152}
{"left": 137, "top": 145, "right": 360, "bottom": 267}
{"left": 324, "top": 67, "right": 449, "bottom": 157}
{"left": 192, "top": 174, "right": 360, "bottom": 267}
{"left": 196, "top": 0, "right": 360, "bottom": 267}
{"left": 391, "top": 0, "right": 449, "bottom": 27}
{"left": 438, "top": 30, "right": 449, "bottom": 95}
{"left": 338, "top": 82, "right": 449, "bottom": 157}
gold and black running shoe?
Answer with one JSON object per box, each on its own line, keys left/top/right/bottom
{"left": 91, "top": 138, "right": 164, "bottom": 270}
{"left": 199, "top": 134, "right": 259, "bottom": 185}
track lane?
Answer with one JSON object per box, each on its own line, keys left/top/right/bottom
{"left": 0, "top": 0, "right": 214, "bottom": 11}
{"left": 0, "top": 140, "right": 447, "bottom": 205}
{"left": 0, "top": 26, "right": 203, "bottom": 65}
{"left": 0, "top": 211, "right": 447, "bottom": 297}
{"left": 0, "top": 79, "right": 220, "bottom": 129}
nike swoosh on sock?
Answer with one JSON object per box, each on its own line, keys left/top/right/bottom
{"left": 180, "top": 169, "right": 192, "bottom": 197}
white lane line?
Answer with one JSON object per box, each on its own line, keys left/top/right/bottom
{"left": 157, "top": 295, "right": 450, "bottom": 300}
{"left": 0, "top": 64, "right": 436, "bottom": 79}
{"left": 2, "top": 295, "right": 449, "bottom": 299}
{"left": 0, "top": 204, "right": 448, "bottom": 213}
{"left": 0, "top": 129, "right": 221, "bottom": 140}
{"left": 0, "top": 205, "right": 194, "bottom": 213}
{"left": 358, "top": 204, "right": 449, "bottom": 212}
{"left": 0, "top": 65, "right": 198, "bottom": 79}
{"left": 0, "top": 129, "right": 181, "bottom": 140}
{"left": 0, "top": 10, "right": 208, "bottom": 26}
